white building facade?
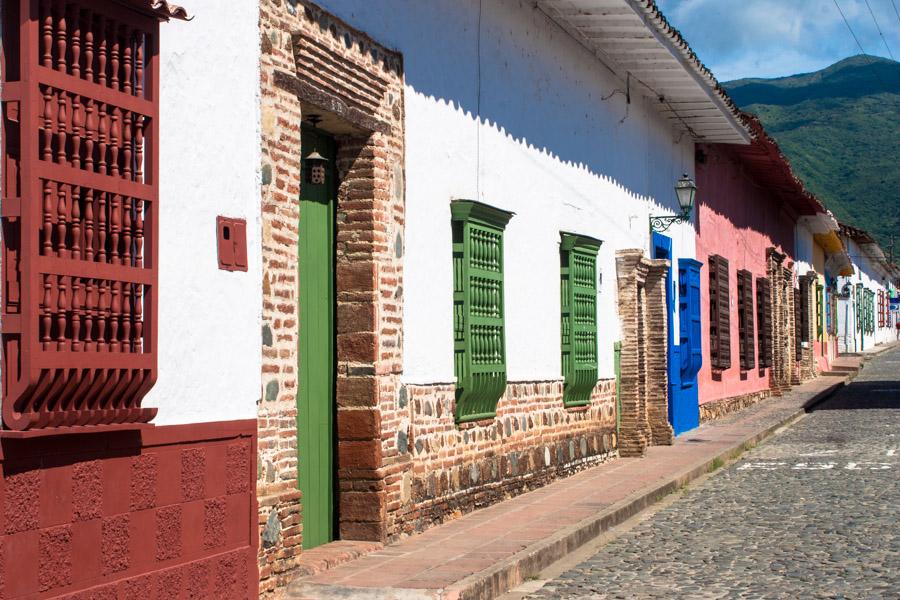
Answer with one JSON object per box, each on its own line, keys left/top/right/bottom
{"left": 837, "top": 225, "right": 897, "bottom": 353}
{"left": 256, "top": 0, "right": 749, "bottom": 594}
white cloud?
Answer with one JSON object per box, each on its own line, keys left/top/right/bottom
{"left": 656, "top": 0, "right": 899, "bottom": 80}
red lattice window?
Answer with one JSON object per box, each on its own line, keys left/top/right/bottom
{"left": 1, "top": 0, "right": 186, "bottom": 432}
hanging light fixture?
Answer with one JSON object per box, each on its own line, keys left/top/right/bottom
{"left": 303, "top": 113, "right": 327, "bottom": 185}
{"left": 650, "top": 173, "right": 697, "bottom": 233}
{"left": 305, "top": 150, "right": 327, "bottom": 185}
{"left": 674, "top": 173, "right": 697, "bottom": 216}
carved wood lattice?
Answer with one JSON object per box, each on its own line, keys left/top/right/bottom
{"left": 1, "top": 0, "right": 166, "bottom": 430}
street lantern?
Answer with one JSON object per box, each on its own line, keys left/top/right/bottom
{"left": 674, "top": 173, "right": 696, "bottom": 216}
{"left": 650, "top": 173, "right": 697, "bottom": 233}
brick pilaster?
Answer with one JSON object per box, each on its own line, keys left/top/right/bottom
{"left": 616, "top": 250, "right": 665, "bottom": 457}
{"left": 645, "top": 260, "right": 674, "bottom": 446}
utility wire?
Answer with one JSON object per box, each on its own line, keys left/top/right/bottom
{"left": 891, "top": 0, "right": 900, "bottom": 26}
{"left": 833, "top": 0, "right": 871, "bottom": 58}
{"left": 863, "top": 0, "right": 895, "bottom": 59}
{"left": 832, "top": 0, "right": 891, "bottom": 89}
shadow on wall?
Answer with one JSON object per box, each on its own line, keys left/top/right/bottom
{"left": 314, "top": 0, "right": 691, "bottom": 216}
{"left": 695, "top": 152, "right": 795, "bottom": 256}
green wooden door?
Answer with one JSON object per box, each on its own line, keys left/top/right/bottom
{"left": 298, "top": 128, "right": 336, "bottom": 549}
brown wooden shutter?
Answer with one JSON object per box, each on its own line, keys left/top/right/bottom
{"left": 717, "top": 257, "right": 731, "bottom": 370}
{"left": 756, "top": 277, "right": 772, "bottom": 368}
{"left": 765, "top": 279, "right": 773, "bottom": 368}
{"left": 708, "top": 255, "right": 719, "bottom": 368}
{"left": 738, "top": 270, "right": 755, "bottom": 371}
{"left": 737, "top": 271, "right": 746, "bottom": 368}
{"left": 708, "top": 255, "right": 731, "bottom": 370}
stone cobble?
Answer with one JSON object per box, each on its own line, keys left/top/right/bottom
{"left": 528, "top": 347, "right": 900, "bottom": 599}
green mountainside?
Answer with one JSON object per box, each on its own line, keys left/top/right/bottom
{"left": 723, "top": 55, "right": 900, "bottom": 250}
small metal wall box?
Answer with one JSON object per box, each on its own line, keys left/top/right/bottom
{"left": 217, "top": 216, "right": 248, "bottom": 272}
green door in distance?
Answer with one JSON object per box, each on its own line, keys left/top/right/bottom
{"left": 297, "top": 127, "right": 336, "bottom": 549}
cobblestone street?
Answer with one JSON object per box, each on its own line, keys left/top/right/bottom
{"left": 527, "top": 347, "right": 900, "bottom": 599}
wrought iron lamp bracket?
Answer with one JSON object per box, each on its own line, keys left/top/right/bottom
{"left": 649, "top": 211, "right": 690, "bottom": 233}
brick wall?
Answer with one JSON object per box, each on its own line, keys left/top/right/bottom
{"left": 258, "top": 0, "right": 404, "bottom": 594}
{"left": 699, "top": 389, "right": 772, "bottom": 423}
{"left": 615, "top": 250, "right": 672, "bottom": 457}
{"left": 384, "top": 380, "right": 617, "bottom": 540}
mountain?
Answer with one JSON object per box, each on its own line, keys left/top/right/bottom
{"left": 723, "top": 55, "right": 900, "bottom": 251}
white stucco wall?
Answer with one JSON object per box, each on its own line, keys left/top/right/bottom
{"left": 317, "top": 0, "right": 697, "bottom": 383}
{"left": 837, "top": 238, "right": 893, "bottom": 352}
{"left": 144, "top": 2, "right": 262, "bottom": 425}
{"left": 794, "top": 223, "right": 816, "bottom": 277}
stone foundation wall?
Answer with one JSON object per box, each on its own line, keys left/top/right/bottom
{"left": 699, "top": 389, "right": 772, "bottom": 423}
{"left": 383, "top": 379, "right": 618, "bottom": 540}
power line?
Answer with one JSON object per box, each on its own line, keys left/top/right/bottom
{"left": 892, "top": 0, "right": 900, "bottom": 27}
{"left": 863, "top": 0, "right": 895, "bottom": 59}
{"left": 833, "top": 0, "right": 870, "bottom": 58}
{"left": 831, "top": 0, "right": 891, "bottom": 89}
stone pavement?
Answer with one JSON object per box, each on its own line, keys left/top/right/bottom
{"left": 523, "top": 344, "right": 900, "bottom": 599}
{"left": 283, "top": 354, "right": 880, "bottom": 600}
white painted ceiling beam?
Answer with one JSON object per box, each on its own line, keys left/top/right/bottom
{"left": 534, "top": 0, "right": 750, "bottom": 144}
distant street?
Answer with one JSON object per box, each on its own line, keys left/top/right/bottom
{"left": 528, "top": 347, "right": 900, "bottom": 599}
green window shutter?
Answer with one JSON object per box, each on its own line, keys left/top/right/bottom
{"left": 856, "top": 284, "right": 863, "bottom": 332}
{"left": 560, "top": 233, "right": 602, "bottom": 407}
{"left": 816, "top": 284, "right": 824, "bottom": 341}
{"left": 451, "top": 200, "right": 514, "bottom": 423}
{"left": 869, "top": 291, "right": 875, "bottom": 333}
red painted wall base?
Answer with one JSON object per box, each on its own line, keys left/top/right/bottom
{"left": 0, "top": 420, "right": 258, "bottom": 599}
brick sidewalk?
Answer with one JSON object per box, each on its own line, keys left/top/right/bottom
{"left": 284, "top": 364, "right": 862, "bottom": 600}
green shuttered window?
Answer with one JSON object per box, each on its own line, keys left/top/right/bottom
{"left": 816, "top": 284, "right": 824, "bottom": 341}
{"left": 560, "top": 233, "right": 602, "bottom": 407}
{"left": 451, "top": 200, "right": 514, "bottom": 423}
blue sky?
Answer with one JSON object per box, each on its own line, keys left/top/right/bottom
{"left": 655, "top": 0, "right": 900, "bottom": 81}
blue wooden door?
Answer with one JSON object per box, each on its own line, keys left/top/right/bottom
{"left": 675, "top": 258, "right": 702, "bottom": 434}
{"left": 651, "top": 234, "right": 700, "bottom": 435}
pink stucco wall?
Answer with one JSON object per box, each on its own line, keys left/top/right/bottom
{"left": 814, "top": 341, "right": 833, "bottom": 373}
{"left": 695, "top": 145, "right": 796, "bottom": 405}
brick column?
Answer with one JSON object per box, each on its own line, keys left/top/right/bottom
{"left": 767, "top": 248, "right": 795, "bottom": 395}
{"left": 645, "top": 259, "right": 674, "bottom": 446}
{"left": 786, "top": 267, "right": 800, "bottom": 386}
{"left": 616, "top": 250, "right": 655, "bottom": 457}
